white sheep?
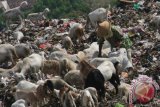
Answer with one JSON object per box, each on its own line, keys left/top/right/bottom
{"left": 3, "top": 1, "right": 28, "bottom": 28}
{"left": 27, "top": 8, "right": 50, "bottom": 22}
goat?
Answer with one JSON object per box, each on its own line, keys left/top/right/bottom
{"left": 42, "top": 58, "right": 78, "bottom": 78}
{"left": 86, "top": 8, "right": 109, "bottom": 30}
{"left": 64, "top": 70, "right": 84, "bottom": 89}
{"left": 0, "top": 60, "right": 23, "bottom": 79}
{"left": 15, "top": 53, "right": 44, "bottom": 80}
{"left": 14, "top": 80, "right": 48, "bottom": 107}
{"left": 61, "top": 36, "right": 73, "bottom": 50}
{"left": 43, "top": 77, "right": 77, "bottom": 97}
{"left": 96, "top": 20, "right": 113, "bottom": 57}
{"left": 0, "top": 44, "right": 19, "bottom": 67}
{"left": 13, "top": 31, "right": 24, "bottom": 43}
{"left": 27, "top": 8, "right": 50, "bottom": 22}
{"left": 83, "top": 41, "right": 111, "bottom": 60}
{"left": 15, "top": 80, "right": 38, "bottom": 92}
{"left": 69, "top": 23, "right": 86, "bottom": 45}
{"left": 3, "top": 1, "right": 28, "bottom": 28}
{"left": 14, "top": 43, "right": 31, "bottom": 59}
{"left": 79, "top": 59, "right": 120, "bottom": 100}
{"left": 62, "top": 87, "right": 98, "bottom": 107}
{"left": 118, "top": 82, "right": 131, "bottom": 103}
{"left": 90, "top": 48, "right": 133, "bottom": 73}
{"left": 14, "top": 90, "right": 38, "bottom": 107}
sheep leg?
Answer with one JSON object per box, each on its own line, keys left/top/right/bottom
{"left": 109, "top": 78, "right": 119, "bottom": 94}
{"left": 98, "top": 38, "right": 104, "bottom": 57}
{"left": 9, "top": 52, "right": 16, "bottom": 66}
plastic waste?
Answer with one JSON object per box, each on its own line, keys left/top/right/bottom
{"left": 115, "top": 103, "right": 124, "bottom": 107}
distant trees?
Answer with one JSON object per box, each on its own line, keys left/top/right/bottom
{"left": 31, "top": 0, "right": 90, "bottom": 18}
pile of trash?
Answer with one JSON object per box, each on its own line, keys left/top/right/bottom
{"left": 0, "top": 0, "right": 159, "bottom": 107}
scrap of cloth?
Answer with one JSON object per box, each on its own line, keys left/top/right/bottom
{"left": 129, "top": 75, "right": 160, "bottom": 105}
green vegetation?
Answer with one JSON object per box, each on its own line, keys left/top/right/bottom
{"left": 30, "top": 0, "right": 90, "bottom": 18}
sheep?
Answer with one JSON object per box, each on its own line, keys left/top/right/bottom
{"left": 69, "top": 23, "right": 86, "bottom": 45}
{"left": 27, "top": 8, "right": 50, "bottom": 22}
{"left": 11, "top": 99, "right": 26, "bottom": 107}
{"left": 0, "top": 44, "right": 19, "bottom": 67}
{"left": 3, "top": 1, "right": 28, "bottom": 28}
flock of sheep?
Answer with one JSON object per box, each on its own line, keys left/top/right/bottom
{"left": 0, "top": 0, "right": 160, "bottom": 107}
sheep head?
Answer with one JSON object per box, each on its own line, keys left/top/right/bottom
{"left": 14, "top": 73, "right": 25, "bottom": 81}
{"left": 43, "top": 80, "right": 54, "bottom": 94}
{"left": 44, "top": 8, "right": 50, "bottom": 14}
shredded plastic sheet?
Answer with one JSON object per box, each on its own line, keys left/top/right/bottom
{"left": 129, "top": 75, "right": 160, "bottom": 105}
